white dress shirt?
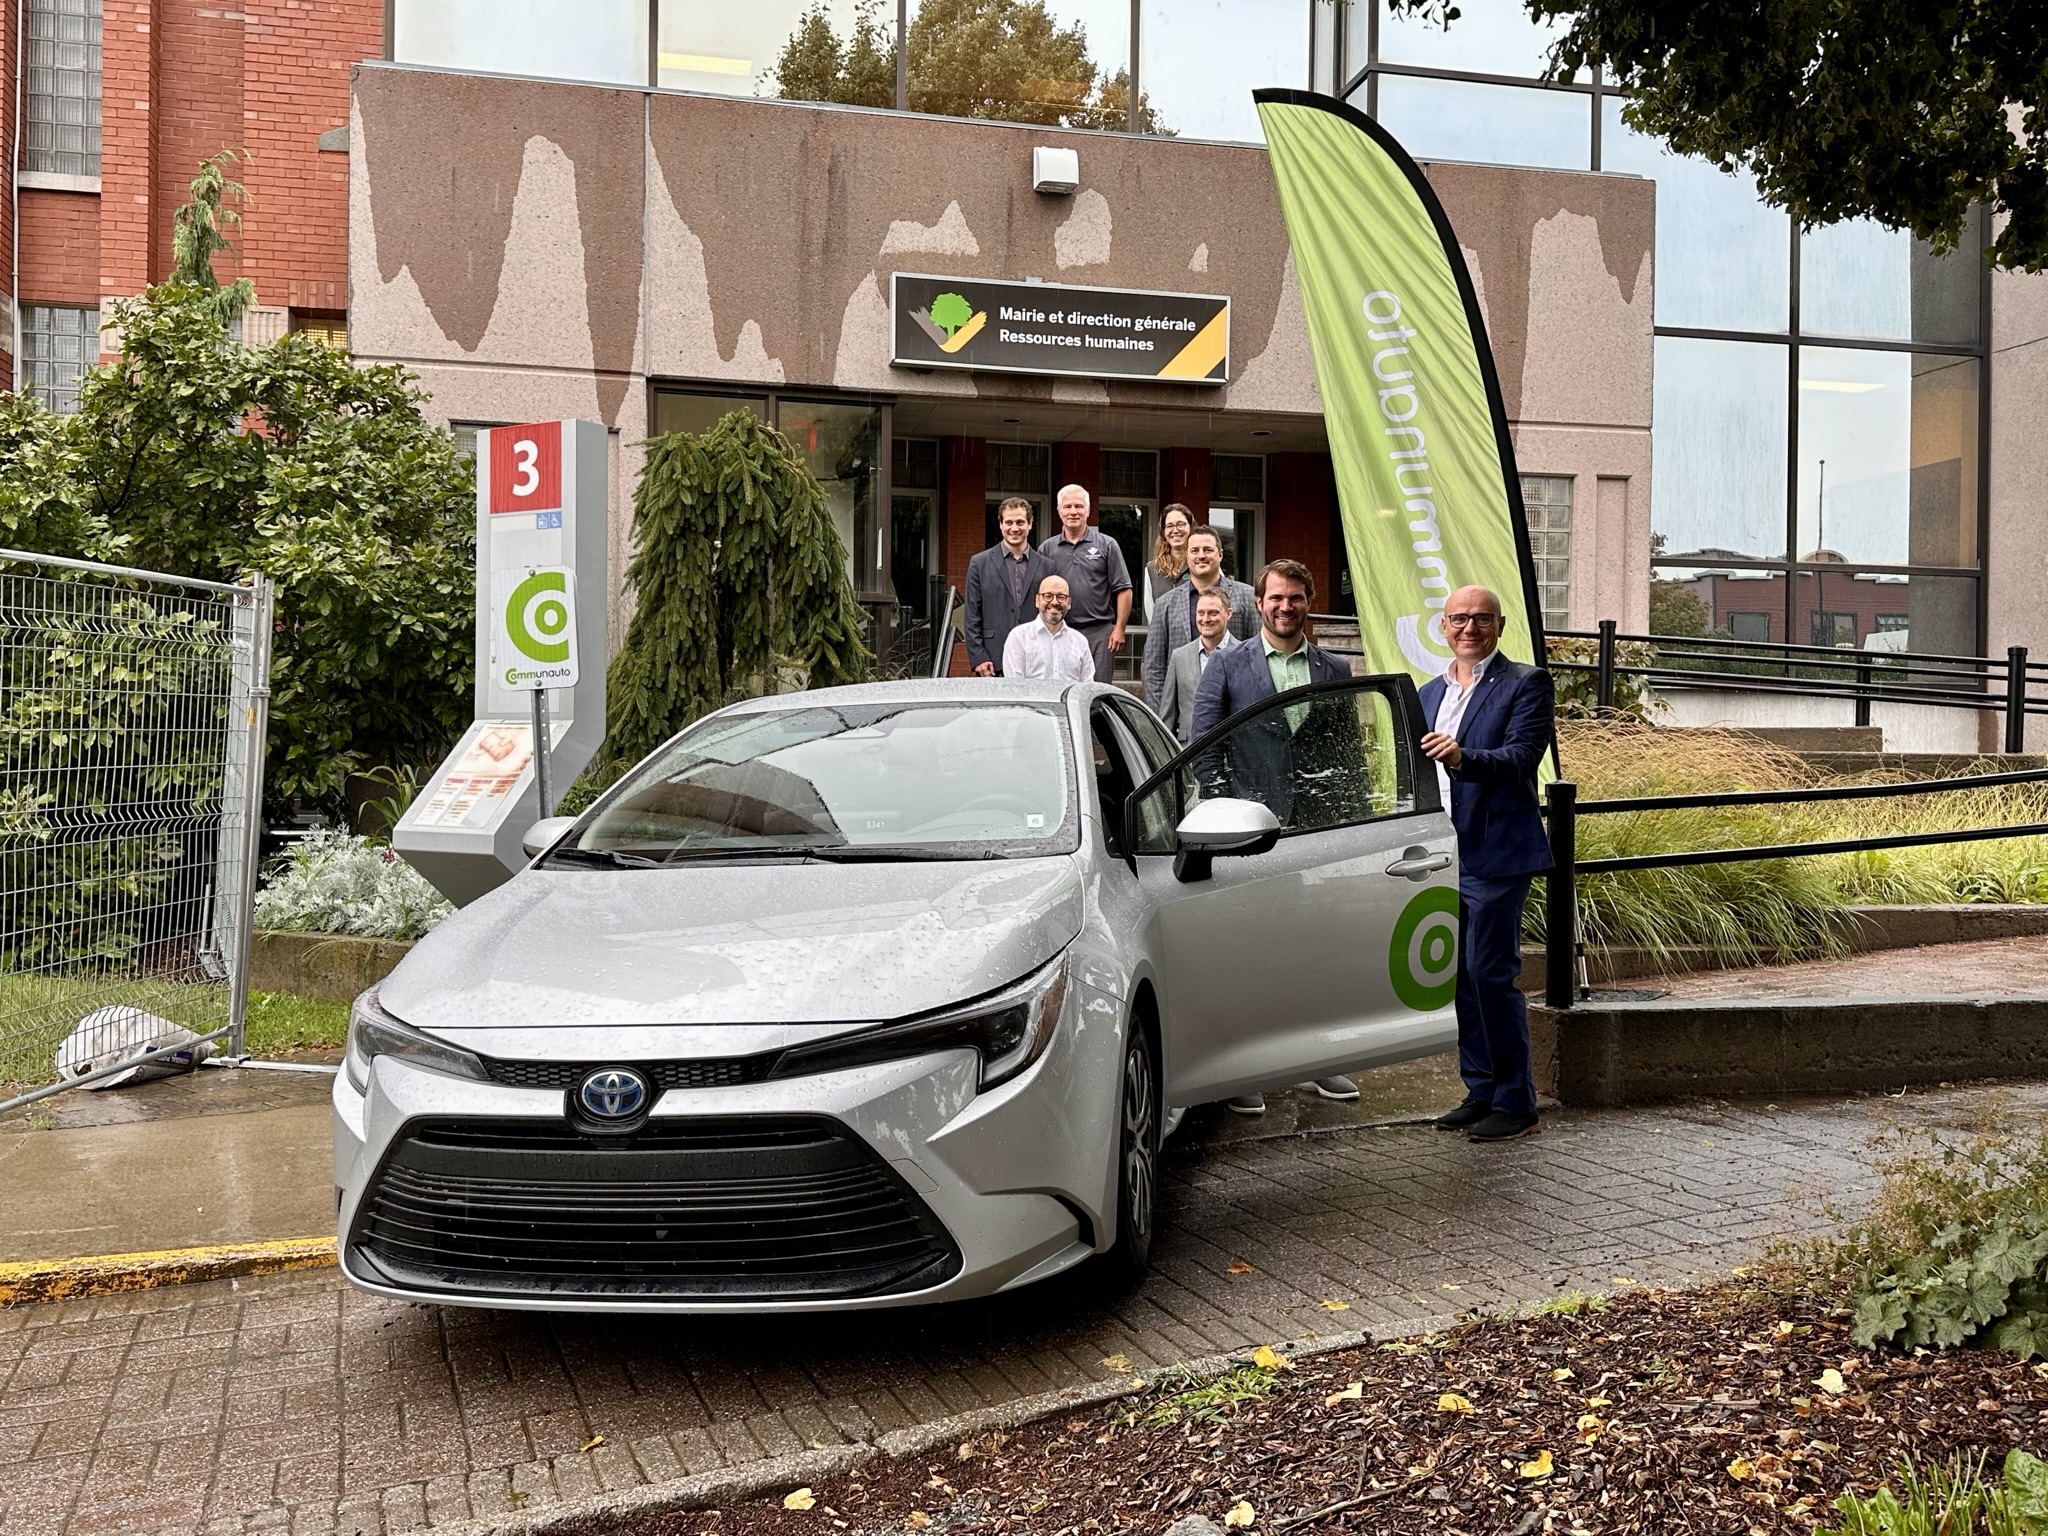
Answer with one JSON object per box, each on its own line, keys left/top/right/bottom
{"left": 1002, "top": 617, "right": 1096, "bottom": 681}
{"left": 1430, "top": 649, "right": 1497, "bottom": 805}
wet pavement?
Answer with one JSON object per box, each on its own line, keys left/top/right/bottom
{"left": 7, "top": 1076, "right": 2040, "bottom": 1536}
{"left": 1643, "top": 931, "right": 2048, "bottom": 1000}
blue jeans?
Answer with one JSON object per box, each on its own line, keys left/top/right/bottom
{"left": 1456, "top": 873, "right": 1536, "bottom": 1115}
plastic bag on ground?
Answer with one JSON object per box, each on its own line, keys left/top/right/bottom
{"left": 55, "top": 1006, "right": 216, "bottom": 1090}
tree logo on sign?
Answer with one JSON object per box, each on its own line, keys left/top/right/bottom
{"left": 505, "top": 569, "right": 572, "bottom": 663}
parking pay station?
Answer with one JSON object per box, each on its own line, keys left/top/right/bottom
{"left": 395, "top": 419, "right": 608, "bottom": 905}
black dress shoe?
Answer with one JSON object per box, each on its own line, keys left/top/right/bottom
{"left": 1467, "top": 1110, "right": 1541, "bottom": 1142}
{"left": 1433, "top": 1099, "right": 1491, "bottom": 1131}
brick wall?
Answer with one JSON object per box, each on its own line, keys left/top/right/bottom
{"left": 155, "top": 0, "right": 244, "bottom": 284}
{"left": 940, "top": 436, "right": 987, "bottom": 676}
{"left": 18, "top": 190, "right": 102, "bottom": 304}
{"left": 1266, "top": 451, "right": 1337, "bottom": 607}
{"left": 1162, "top": 447, "right": 1210, "bottom": 520}
{"left": 99, "top": 0, "right": 159, "bottom": 307}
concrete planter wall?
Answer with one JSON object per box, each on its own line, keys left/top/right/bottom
{"left": 250, "top": 931, "right": 415, "bottom": 1005}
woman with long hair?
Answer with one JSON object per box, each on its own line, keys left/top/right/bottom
{"left": 1145, "top": 503, "right": 1194, "bottom": 621}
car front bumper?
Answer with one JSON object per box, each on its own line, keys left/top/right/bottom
{"left": 331, "top": 992, "right": 1123, "bottom": 1313}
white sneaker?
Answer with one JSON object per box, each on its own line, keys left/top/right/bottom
{"left": 1310, "top": 1075, "right": 1360, "bottom": 1102}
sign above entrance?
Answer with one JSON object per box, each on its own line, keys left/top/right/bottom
{"left": 890, "top": 273, "right": 1229, "bottom": 385}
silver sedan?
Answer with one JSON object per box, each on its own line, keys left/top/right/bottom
{"left": 332, "top": 675, "right": 1460, "bottom": 1311}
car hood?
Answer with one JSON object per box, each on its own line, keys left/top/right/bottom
{"left": 379, "top": 857, "right": 1084, "bottom": 1036}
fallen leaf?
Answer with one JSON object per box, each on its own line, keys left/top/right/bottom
{"left": 1610, "top": 1276, "right": 1637, "bottom": 1286}
{"left": 1440, "top": 1282, "right": 1462, "bottom": 1291}
{"left": 1816, "top": 1369, "right": 1846, "bottom": 1396}
{"left": 1226, "top": 1261, "right": 1255, "bottom": 1275}
{"left": 1520, "top": 1450, "right": 1555, "bottom": 1479}
{"left": 956, "top": 1442, "right": 975, "bottom": 1461}
{"left": 1576, "top": 1414, "right": 1604, "bottom": 1445}
{"left": 1728, "top": 1457, "right": 1754, "bottom": 1482}
{"left": 1224, "top": 1500, "right": 1257, "bottom": 1528}
{"left": 1732, "top": 1265, "right": 1754, "bottom": 1276}
{"left": 907, "top": 1515, "right": 931, "bottom": 1530}
{"left": 1325, "top": 1383, "right": 1364, "bottom": 1407}
{"left": 1774, "top": 1321, "right": 1796, "bottom": 1338}
{"left": 1251, "top": 1345, "right": 1293, "bottom": 1372}
{"left": 579, "top": 1435, "right": 604, "bottom": 1452}
{"left": 1438, "top": 1393, "right": 1475, "bottom": 1414}
{"left": 784, "top": 1488, "right": 818, "bottom": 1510}
{"left": 1585, "top": 1396, "right": 1613, "bottom": 1408}
{"left": 1320, "top": 1298, "right": 1351, "bottom": 1312}
{"left": 1101, "top": 1354, "right": 1133, "bottom": 1372}
{"left": 1551, "top": 1368, "right": 1574, "bottom": 1381}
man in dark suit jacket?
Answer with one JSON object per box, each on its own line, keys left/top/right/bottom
{"left": 1188, "top": 558, "right": 1359, "bottom": 1115}
{"left": 1417, "top": 584, "right": 1556, "bottom": 1145}
{"left": 963, "top": 497, "right": 1052, "bottom": 675}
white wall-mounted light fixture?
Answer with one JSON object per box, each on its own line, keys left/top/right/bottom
{"left": 1032, "top": 146, "right": 1080, "bottom": 195}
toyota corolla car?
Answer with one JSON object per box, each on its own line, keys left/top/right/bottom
{"left": 333, "top": 675, "right": 1460, "bottom": 1312}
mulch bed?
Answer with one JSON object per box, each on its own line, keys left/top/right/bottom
{"left": 621, "top": 1281, "right": 2048, "bottom": 1536}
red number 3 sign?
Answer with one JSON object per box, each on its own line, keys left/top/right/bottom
{"left": 488, "top": 421, "right": 563, "bottom": 514}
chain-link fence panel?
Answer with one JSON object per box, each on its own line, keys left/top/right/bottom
{"left": 0, "top": 549, "right": 271, "bottom": 1111}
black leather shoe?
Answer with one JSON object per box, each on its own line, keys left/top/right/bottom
{"left": 1467, "top": 1110, "right": 1541, "bottom": 1142}
{"left": 1433, "top": 1099, "right": 1490, "bottom": 1131}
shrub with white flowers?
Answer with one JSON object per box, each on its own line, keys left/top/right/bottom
{"left": 254, "top": 827, "right": 452, "bottom": 941}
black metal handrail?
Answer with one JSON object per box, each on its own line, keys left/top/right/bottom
{"left": 1541, "top": 764, "right": 2048, "bottom": 1010}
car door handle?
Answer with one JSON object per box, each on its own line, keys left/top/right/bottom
{"left": 1385, "top": 852, "right": 1453, "bottom": 880}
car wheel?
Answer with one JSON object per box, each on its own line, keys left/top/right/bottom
{"left": 1099, "top": 1021, "right": 1160, "bottom": 1284}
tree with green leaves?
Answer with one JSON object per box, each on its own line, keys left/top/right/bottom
{"left": 773, "top": 0, "right": 1167, "bottom": 133}
{"left": 1393, "top": 0, "right": 2048, "bottom": 270}
{"left": 0, "top": 283, "right": 476, "bottom": 808}
{"left": 594, "top": 411, "right": 869, "bottom": 785}
{"left": 171, "top": 148, "right": 259, "bottom": 327}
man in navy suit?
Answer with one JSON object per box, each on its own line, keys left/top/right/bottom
{"left": 1417, "top": 585, "right": 1555, "bottom": 1143}
{"left": 1190, "top": 558, "right": 1360, "bottom": 1114}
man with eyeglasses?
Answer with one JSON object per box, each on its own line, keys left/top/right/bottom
{"left": 1417, "top": 586, "right": 1555, "bottom": 1144}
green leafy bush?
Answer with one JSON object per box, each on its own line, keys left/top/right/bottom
{"left": 253, "top": 827, "right": 451, "bottom": 941}
{"left": 1545, "top": 634, "right": 1663, "bottom": 722}
{"left": 1823, "top": 1447, "right": 2048, "bottom": 1535}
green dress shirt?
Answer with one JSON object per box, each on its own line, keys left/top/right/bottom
{"left": 1262, "top": 634, "right": 1311, "bottom": 730}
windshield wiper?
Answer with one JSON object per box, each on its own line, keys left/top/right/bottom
{"left": 543, "top": 845, "right": 667, "bottom": 869}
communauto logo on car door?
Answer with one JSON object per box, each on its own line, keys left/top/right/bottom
{"left": 1390, "top": 886, "right": 1459, "bottom": 1010}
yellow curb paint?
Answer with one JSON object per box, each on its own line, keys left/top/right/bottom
{"left": 0, "top": 1236, "right": 337, "bottom": 1306}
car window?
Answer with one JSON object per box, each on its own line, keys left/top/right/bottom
{"left": 1088, "top": 706, "right": 1144, "bottom": 858}
{"left": 573, "top": 702, "right": 1078, "bottom": 860}
{"left": 1129, "top": 680, "right": 1420, "bottom": 854}
{"left": 1106, "top": 693, "right": 1177, "bottom": 775}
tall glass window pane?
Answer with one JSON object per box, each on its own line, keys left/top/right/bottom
{"left": 651, "top": 389, "right": 767, "bottom": 438}
{"left": 1374, "top": 76, "right": 1590, "bottom": 171}
{"left": 1651, "top": 336, "right": 1789, "bottom": 562}
{"left": 21, "top": 305, "right": 99, "bottom": 415}
{"left": 394, "top": 0, "right": 648, "bottom": 87}
{"left": 1647, "top": 565, "right": 1764, "bottom": 637}
{"left": 24, "top": 0, "right": 101, "bottom": 176}
{"left": 909, "top": 0, "right": 1128, "bottom": 127}
{"left": 1376, "top": 0, "right": 1569, "bottom": 80}
{"left": 662, "top": 0, "right": 822, "bottom": 97}
{"left": 1795, "top": 349, "right": 1978, "bottom": 569}
{"left": 1520, "top": 474, "right": 1573, "bottom": 633}
{"left": 1601, "top": 99, "right": 1789, "bottom": 333}
{"left": 780, "top": 400, "right": 885, "bottom": 596}
{"left": 1799, "top": 218, "right": 1982, "bottom": 346}
{"left": 1141, "top": 0, "right": 1309, "bottom": 143}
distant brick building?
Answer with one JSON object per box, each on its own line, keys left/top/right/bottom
{"left": 1, "top": 0, "right": 378, "bottom": 405}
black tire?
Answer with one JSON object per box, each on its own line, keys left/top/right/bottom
{"left": 1097, "top": 1019, "right": 1160, "bottom": 1285}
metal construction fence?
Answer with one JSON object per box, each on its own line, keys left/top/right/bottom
{"left": 0, "top": 549, "right": 273, "bottom": 1112}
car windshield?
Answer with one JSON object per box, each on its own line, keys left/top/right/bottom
{"left": 564, "top": 702, "right": 1078, "bottom": 862}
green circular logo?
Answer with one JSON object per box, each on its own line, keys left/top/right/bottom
{"left": 506, "top": 570, "right": 571, "bottom": 663}
{"left": 1389, "top": 885, "right": 1460, "bottom": 1011}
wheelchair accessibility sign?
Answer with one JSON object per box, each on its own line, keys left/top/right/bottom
{"left": 492, "top": 565, "right": 579, "bottom": 690}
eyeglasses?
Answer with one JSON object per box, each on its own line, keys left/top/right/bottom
{"left": 1444, "top": 613, "right": 1501, "bottom": 629}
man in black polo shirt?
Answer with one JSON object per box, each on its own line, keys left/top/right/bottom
{"left": 1038, "top": 483, "right": 1132, "bottom": 684}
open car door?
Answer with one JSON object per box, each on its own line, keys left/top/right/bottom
{"left": 1123, "top": 675, "right": 1461, "bottom": 1106}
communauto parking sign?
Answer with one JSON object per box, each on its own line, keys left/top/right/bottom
{"left": 491, "top": 566, "right": 579, "bottom": 690}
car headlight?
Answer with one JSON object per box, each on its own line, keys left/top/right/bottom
{"left": 771, "top": 954, "right": 1070, "bottom": 1090}
{"left": 343, "top": 990, "right": 489, "bottom": 1094}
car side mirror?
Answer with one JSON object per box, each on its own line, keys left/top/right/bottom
{"left": 1173, "top": 797, "right": 1280, "bottom": 882}
{"left": 521, "top": 815, "right": 579, "bottom": 859}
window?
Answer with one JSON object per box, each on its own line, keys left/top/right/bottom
{"left": 393, "top": 0, "right": 647, "bottom": 87}
{"left": 1519, "top": 474, "right": 1572, "bottom": 634}
{"left": 1211, "top": 454, "right": 1264, "bottom": 504}
{"left": 986, "top": 442, "right": 1050, "bottom": 494}
{"left": 1810, "top": 610, "right": 1858, "bottom": 648}
{"left": 1651, "top": 336, "right": 1790, "bottom": 561}
{"left": 448, "top": 421, "right": 507, "bottom": 461}
{"left": 1727, "top": 611, "right": 1772, "bottom": 644}
{"left": 25, "top": 0, "right": 101, "bottom": 176}
{"left": 1373, "top": 75, "right": 1591, "bottom": 171}
{"left": 1140, "top": 0, "right": 1305, "bottom": 143}
{"left": 651, "top": 389, "right": 766, "bottom": 438}
{"left": 892, "top": 436, "right": 939, "bottom": 491}
{"left": 1874, "top": 613, "right": 1909, "bottom": 634}
{"left": 290, "top": 313, "right": 349, "bottom": 350}
{"left": 1102, "top": 449, "right": 1158, "bottom": 499}
{"left": 20, "top": 305, "right": 98, "bottom": 415}
{"left": 781, "top": 399, "right": 885, "bottom": 597}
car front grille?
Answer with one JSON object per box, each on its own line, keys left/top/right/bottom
{"left": 348, "top": 1116, "right": 961, "bottom": 1301}
{"left": 479, "top": 1056, "right": 773, "bottom": 1091}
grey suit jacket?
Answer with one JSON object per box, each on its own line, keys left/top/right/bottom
{"left": 963, "top": 545, "right": 1053, "bottom": 672}
{"left": 1157, "top": 634, "right": 1238, "bottom": 743}
{"left": 1140, "top": 574, "right": 1258, "bottom": 710}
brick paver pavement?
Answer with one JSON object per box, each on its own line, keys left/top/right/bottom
{"left": 1647, "top": 933, "right": 2048, "bottom": 999}
{"left": 4, "top": 1081, "right": 2039, "bottom": 1536}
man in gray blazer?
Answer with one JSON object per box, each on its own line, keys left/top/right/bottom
{"left": 964, "top": 497, "right": 1052, "bottom": 675}
{"left": 1142, "top": 524, "right": 1257, "bottom": 711}
{"left": 1157, "top": 587, "right": 1239, "bottom": 742}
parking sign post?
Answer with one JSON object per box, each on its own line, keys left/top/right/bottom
{"left": 395, "top": 420, "right": 607, "bottom": 904}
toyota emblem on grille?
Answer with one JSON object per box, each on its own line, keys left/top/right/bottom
{"left": 577, "top": 1067, "right": 648, "bottom": 1120}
